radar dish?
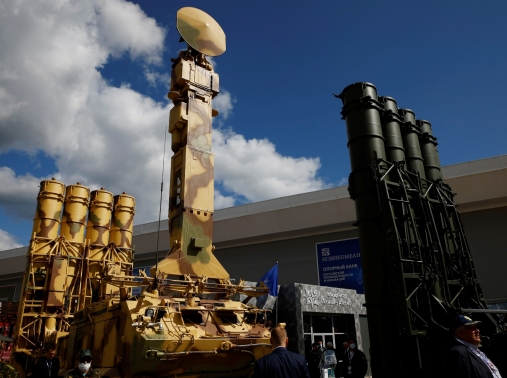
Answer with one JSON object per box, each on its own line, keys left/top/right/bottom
{"left": 176, "top": 7, "right": 226, "bottom": 57}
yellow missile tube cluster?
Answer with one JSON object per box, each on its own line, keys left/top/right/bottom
{"left": 13, "top": 179, "right": 135, "bottom": 366}
{"left": 87, "top": 192, "right": 136, "bottom": 304}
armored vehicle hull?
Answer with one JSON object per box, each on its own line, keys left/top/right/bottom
{"left": 59, "top": 296, "right": 271, "bottom": 377}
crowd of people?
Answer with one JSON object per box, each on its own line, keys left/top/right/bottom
{"left": 0, "top": 314, "right": 501, "bottom": 378}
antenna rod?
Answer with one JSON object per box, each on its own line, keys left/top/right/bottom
{"left": 155, "top": 126, "right": 168, "bottom": 277}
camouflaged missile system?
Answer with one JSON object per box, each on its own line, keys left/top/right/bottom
{"left": 11, "top": 181, "right": 137, "bottom": 376}
{"left": 12, "top": 8, "right": 272, "bottom": 378}
{"left": 14, "top": 176, "right": 270, "bottom": 378}
{"left": 57, "top": 290, "right": 272, "bottom": 378}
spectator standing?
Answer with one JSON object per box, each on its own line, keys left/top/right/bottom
{"left": 343, "top": 339, "right": 367, "bottom": 378}
{"left": 320, "top": 342, "right": 338, "bottom": 378}
{"left": 32, "top": 342, "right": 59, "bottom": 378}
{"left": 63, "top": 350, "right": 101, "bottom": 378}
{"left": 339, "top": 341, "right": 350, "bottom": 376}
{"left": 308, "top": 343, "right": 322, "bottom": 378}
{"left": 445, "top": 315, "right": 502, "bottom": 378}
{"left": 253, "top": 327, "right": 310, "bottom": 378}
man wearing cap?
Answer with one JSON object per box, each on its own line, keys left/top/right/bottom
{"left": 446, "top": 315, "right": 502, "bottom": 378}
{"left": 63, "top": 350, "right": 101, "bottom": 378}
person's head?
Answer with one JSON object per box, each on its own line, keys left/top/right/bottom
{"left": 318, "top": 341, "right": 323, "bottom": 348}
{"left": 76, "top": 350, "right": 93, "bottom": 373}
{"left": 326, "top": 342, "right": 333, "bottom": 350}
{"left": 270, "top": 327, "right": 288, "bottom": 348}
{"left": 312, "top": 342, "right": 318, "bottom": 350}
{"left": 44, "top": 342, "right": 57, "bottom": 360}
{"left": 452, "top": 315, "right": 481, "bottom": 346}
{"left": 342, "top": 341, "right": 349, "bottom": 350}
{"left": 348, "top": 338, "right": 357, "bottom": 350}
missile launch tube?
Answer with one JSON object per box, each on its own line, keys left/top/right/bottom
{"left": 416, "top": 120, "right": 443, "bottom": 181}
{"left": 339, "top": 82, "right": 388, "bottom": 172}
{"left": 379, "top": 96, "right": 405, "bottom": 163}
{"left": 398, "top": 109, "right": 426, "bottom": 180}
{"left": 32, "top": 179, "right": 65, "bottom": 240}
{"left": 110, "top": 193, "right": 136, "bottom": 248}
{"left": 61, "top": 183, "right": 90, "bottom": 243}
{"left": 338, "top": 82, "right": 399, "bottom": 377}
{"left": 86, "top": 189, "right": 114, "bottom": 246}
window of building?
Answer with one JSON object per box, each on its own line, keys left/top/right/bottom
{"left": 303, "top": 313, "right": 355, "bottom": 357}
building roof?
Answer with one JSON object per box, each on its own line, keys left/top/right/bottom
{"left": 1, "top": 154, "right": 507, "bottom": 259}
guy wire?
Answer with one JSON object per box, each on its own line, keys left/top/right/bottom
{"left": 155, "top": 125, "right": 168, "bottom": 276}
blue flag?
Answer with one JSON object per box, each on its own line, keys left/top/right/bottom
{"left": 259, "top": 263, "right": 278, "bottom": 296}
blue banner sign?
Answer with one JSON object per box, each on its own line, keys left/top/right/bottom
{"left": 316, "top": 238, "right": 364, "bottom": 294}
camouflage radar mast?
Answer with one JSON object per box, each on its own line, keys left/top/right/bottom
{"left": 152, "top": 7, "right": 229, "bottom": 284}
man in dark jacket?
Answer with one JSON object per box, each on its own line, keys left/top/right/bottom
{"left": 32, "top": 342, "right": 59, "bottom": 378}
{"left": 342, "top": 338, "right": 367, "bottom": 378}
{"left": 63, "top": 349, "right": 101, "bottom": 378}
{"left": 445, "top": 315, "right": 502, "bottom": 378}
{"left": 307, "top": 343, "right": 322, "bottom": 378}
{"left": 253, "top": 327, "right": 310, "bottom": 378}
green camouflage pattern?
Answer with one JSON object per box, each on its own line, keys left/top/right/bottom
{"left": 58, "top": 294, "right": 271, "bottom": 378}
{"left": 14, "top": 180, "right": 136, "bottom": 376}
{"left": 31, "top": 179, "right": 65, "bottom": 239}
{"left": 155, "top": 44, "right": 229, "bottom": 280}
{"left": 60, "top": 183, "right": 90, "bottom": 242}
{"left": 109, "top": 194, "right": 135, "bottom": 249}
{"left": 86, "top": 189, "right": 113, "bottom": 246}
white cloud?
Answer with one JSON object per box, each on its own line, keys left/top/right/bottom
{"left": 214, "top": 190, "right": 236, "bottom": 210}
{"left": 337, "top": 177, "right": 348, "bottom": 186}
{"left": 0, "top": 0, "right": 328, "bottom": 235}
{"left": 144, "top": 68, "right": 171, "bottom": 87}
{"left": 0, "top": 167, "right": 40, "bottom": 219}
{"left": 213, "top": 128, "right": 327, "bottom": 203}
{"left": 0, "top": 229, "right": 22, "bottom": 251}
{"left": 94, "top": 0, "right": 166, "bottom": 64}
{"left": 213, "top": 90, "right": 236, "bottom": 119}
{"left": 0, "top": 0, "right": 170, "bottom": 225}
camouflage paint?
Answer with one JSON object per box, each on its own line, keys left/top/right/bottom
{"left": 31, "top": 179, "right": 65, "bottom": 239}
{"left": 109, "top": 193, "right": 135, "bottom": 249}
{"left": 157, "top": 46, "right": 229, "bottom": 280}
{"left": 176, "top": 7, "right": 226, "bottom": 57}
{"left": 60, "top": 296, "right": 272, "bottom": 378}
{"left": 47, "top": 258, "right": 68, "bottom": 306}
{"left": 13, "top": 180, "right": 136, "bottom": 378}
{"left": 15, "top": 9, "right": 270, "bottom": 378}
{"left": 86, "top": 189, "right": 113, "bottom": 246}
{"left": 60, "top": 183, "right": 90, "bottom": 243}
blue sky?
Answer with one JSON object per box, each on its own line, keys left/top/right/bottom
{"left": 1, "top": 0, "right": 506, "bottom": 249}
